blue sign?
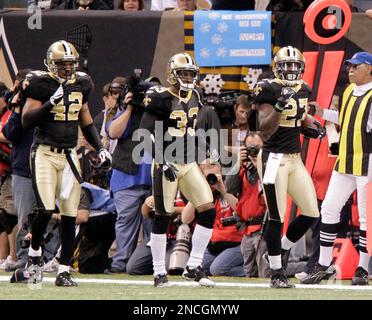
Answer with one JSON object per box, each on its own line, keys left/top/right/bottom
{"left": 194, "top": 10, "right": 272, "bottom": 67}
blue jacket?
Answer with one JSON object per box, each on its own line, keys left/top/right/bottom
{"left": 2, "top": 111, "right": 34, "bottom": 178}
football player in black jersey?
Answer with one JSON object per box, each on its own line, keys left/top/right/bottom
{"left": 139, "top": 53, "right": 216, "bottom": 287}
{"left": 254, "top": 46, "right": 325, "bottom": 288}
{"left": 21, "top": 40, "right": 111, "bottom": 286}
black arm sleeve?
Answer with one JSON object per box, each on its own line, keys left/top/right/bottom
{"left": 22, "top": 100, "right": 55, "bottom": 129}
{"left": 82, "top": 123, "right": 104, "bottom": 151}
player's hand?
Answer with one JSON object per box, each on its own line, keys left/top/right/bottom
{"left": 98, "top": 148, "right": 112, "bottom": 167}
{"left": 274, "top": 87, "right": 296, "bottom": 113}
{"left": 162, "top": 162, "right": 178, "bottom": 182}
{"left": 50, "top": 85, "right": 64, "bottom": 106}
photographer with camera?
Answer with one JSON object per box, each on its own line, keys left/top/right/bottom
{"left": 0, "top": 81, "right": 21, "bottom": 271}
{"left": 189, "top": 161, "right": 244, "bottom": 277}
{"left": 226, "top": 131, "right": 269, "bottom": 278}
{"left": 104, "top": 71, "right": 152, "bottom": 274}
{"left": 93, "top": 78, "right": 125, "bottom": 154}
{"left": 222, "top": 95, "right": 252, "bottom": 162}
{"left": 1, "top": 70, "right": 37, "bottom": 271}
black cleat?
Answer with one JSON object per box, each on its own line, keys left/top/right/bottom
{"left": 55, "top": 271, "right": 78, "bottom": 287}
{"left": 154, "top": 274, "right": 169, "bottom": 287}
{"left": 301, "top": 263, "right": 336, "bottom": 284}
{"left": 351, "top": 267, "right": 369, "bottom": 286}
{"left": 26, "top": 256, "right": 44, "bottom": 284}
{"left": 270, "top": 268, "right": 295, "bottom": 288}
{"left": 182, "top": 266, "right": 215, "bottom": 287}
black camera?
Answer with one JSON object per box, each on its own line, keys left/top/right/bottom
{"left": 206, "top": 173, "right": 218, "bottom": 185}
{"left": 246, "top": 145, "right": 260, "bottom": 157}
{"left": 204, "top": 91, "right": 239, "bottom": 126}
{"left": 4, "top": 82, "right": 25, "bottom": 111}
{"left": 220, "top": 212, "right": 245, "bottom": 231}
{"left": 220, "top": 214, "right": 239, "bottom": 227}
{"left": 124, "top": 69, "right": 157, "bottom": 110}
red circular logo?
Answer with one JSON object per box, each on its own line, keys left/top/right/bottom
{"left": 303, "top": 0, "right": 352, "bottom": 44}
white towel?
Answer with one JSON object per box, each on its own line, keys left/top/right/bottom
{"left": 60, "top": 154, "right": 78, "bottom": 200}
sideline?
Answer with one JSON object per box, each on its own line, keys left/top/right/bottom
{"left": 2, "top": 276, "right": 372, "bottom": 290}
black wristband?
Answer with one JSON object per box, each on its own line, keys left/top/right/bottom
{"left": 82, "top": 123, "right": 104, "bottom": 151}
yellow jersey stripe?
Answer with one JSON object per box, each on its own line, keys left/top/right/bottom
{"left": 338, "top": 96, "right": 357, "bottom": 173}
{"left": 353, "top": 90, "right": 372, "bottom": 175}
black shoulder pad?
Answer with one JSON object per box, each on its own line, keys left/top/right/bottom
{"left": 253, "top": 79, "right": 279, "bottom": 105}
{"left": 76, "top": 72, "right": 94, "bottom": 103}
{"left": 143, "top": 86, "right": 172, "bottom": 115}
{"left": 22, "top": 71, "right": 51, "bottom": 101}
{"left": 301, "top": 81, "right": 312, "bottom": 96}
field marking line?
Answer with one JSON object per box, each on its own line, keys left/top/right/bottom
{"left": 2, "top": 276, "right": 372, "bottom": 290}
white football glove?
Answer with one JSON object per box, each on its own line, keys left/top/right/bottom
{"left": 98, "top": 148, "right": 112, "bottom": 167}
{"left": 50, "top": 85, "right": 64, "bottom": 106}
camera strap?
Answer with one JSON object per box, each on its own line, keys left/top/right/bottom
{"left": 245, "top": 216, "right": 264, "bottom": 226}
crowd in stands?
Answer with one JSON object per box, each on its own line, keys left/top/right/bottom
{"left": 20, "top": 0, "right": 369, "bottom": 12}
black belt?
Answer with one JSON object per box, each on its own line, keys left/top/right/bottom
{"left": 35, "top": 144, "right": 84, "bottom": 184}
{"left": 50, "top": 147, "right": 68, "bottom": 154}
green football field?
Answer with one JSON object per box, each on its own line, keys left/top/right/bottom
{"left": 0, "top": 272, "right": 372, "bottom": 300}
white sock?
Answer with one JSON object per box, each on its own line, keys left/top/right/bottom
{"left": 28, "top": 247, "right": 42, "bottom": 257}
{"left": 268, "top": 255, "right": 282, "bottom": 270}
{"left": 281, "top": 235, "right": 295, "bottom": 251}
{"left": 150, "top": 233, "right": 167, "bottom": 276}
{"left": 57, "top": 264, "right": 70, "bottom": 275}
{"left": 187, "top": 224, "right": 213, "bottom": 269}
{"left": 319, "top": 246, "right": 333, "bottom": 267}
{"left": 358, "top": 251, "right": 370, "bottom": 271}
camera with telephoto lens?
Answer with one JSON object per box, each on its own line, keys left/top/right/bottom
{"left": 123, "top": 69, "right": 158, "bottom": 111}
{"left": 204, "top": 91, "right": 254, "bottom": 126}
{"left": 206, "top": 173, "right": 218, "bottom": 185}
{"left": 204, "top": 91, "right": 238, "bottom": 126}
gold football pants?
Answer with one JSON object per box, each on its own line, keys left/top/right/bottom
{"left": 31, "top": 144, "right": 81, "bottom": 217}
{"left": 257, "top": 150, "right": 319, "bottom": 222}
{"left": 152, "top": 162, "right": 213, "bottom": 214}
